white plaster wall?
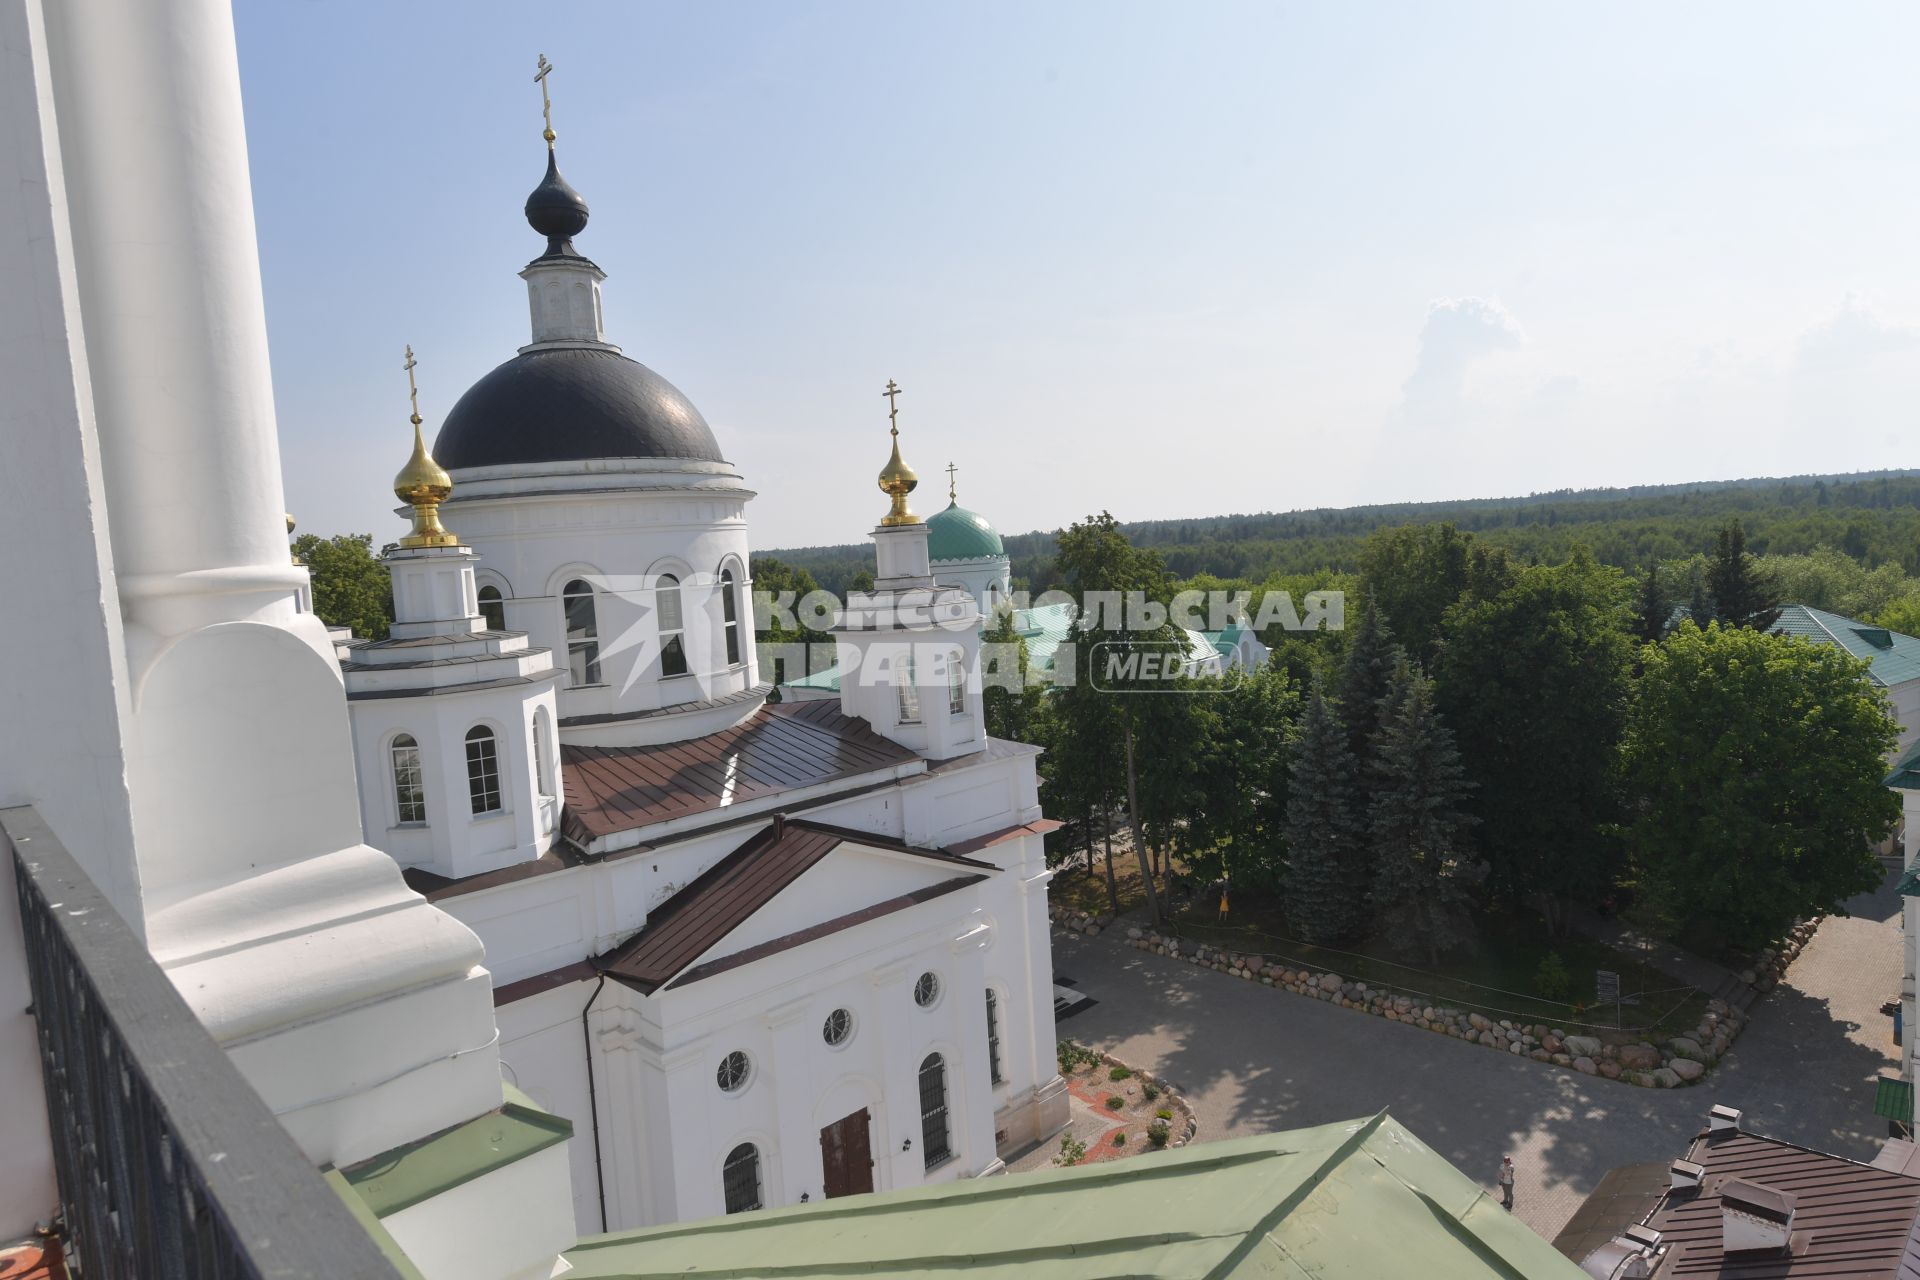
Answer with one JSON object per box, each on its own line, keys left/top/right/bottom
{"left": 496, "top": 984, "right": 607, "bottom": 1233}
{"left": 349, "top": 682, "right": 559, "bottom": 880}
{"left": 606, "top": 905, "right": 997, "bottom": 1229}
{"left": 1888, "top": 678, "right": 1920, "bottom": 756}
{"left": 931, "top": 555, "right": 1011, "bottom": 614}
{"left": 441, "top": 476, "right": 758, "bottom": 734}
{"left": 0, "top": 0, "right": 142, "bottom": 1232}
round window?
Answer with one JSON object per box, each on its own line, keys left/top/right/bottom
{"left": 913, "top": 971, "right": 941, "bottom": 1008}
{"left": 715, "top": 1050, "right": 751, "bottom": 1093}
{"left": 822, "top": 1008, "right": 854, "bottom": 1047}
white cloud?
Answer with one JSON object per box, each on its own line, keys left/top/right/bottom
{"left": 1400, "top": 296, "right": 1524, "bottom": 410}
{"left": 1795, "top": 293, "right": 1916, "bottom": 369}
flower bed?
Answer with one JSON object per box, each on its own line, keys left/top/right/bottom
{"left": 1053, "top": 1042, "right": 1196, "bottom": 1165}
{"left": 1060, "top": 907, "right": 1816, "bottom": 1089}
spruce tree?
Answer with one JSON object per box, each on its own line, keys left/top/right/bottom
{"left": 1283, "top": 678, "right": 1369, "bottom": 944}
{"left": 1339, "top": 602, "right": 1404, "bottom": 763}
{"left": 1367, "top": 669, "right": 1483, "bottom": 964}
{"left": 1708, "top": 519, "right": 1781, "bottom": 631}
{"left": 1634, "top": 563, "right": 1673, "bottom": 644}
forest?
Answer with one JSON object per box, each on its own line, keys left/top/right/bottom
{"left": 765, "top": 468, "right": 1920, "bottom": 594}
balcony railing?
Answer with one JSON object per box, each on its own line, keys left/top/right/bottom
{"left": 3, "top": 805, "right": 406, "bottom": 1279}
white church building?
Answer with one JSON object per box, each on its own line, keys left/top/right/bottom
{"left": 333, "top": 135, "right": 1069, "bottom": 1234}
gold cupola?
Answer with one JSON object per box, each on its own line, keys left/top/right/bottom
{"left": 394, "top": 345, "right": 459, "bottom": 548}
{"left": 877, "top": 378, "right": 919, "bottom": 526}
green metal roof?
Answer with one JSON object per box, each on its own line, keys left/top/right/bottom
{"left": 1771, "top": 604, "right": 1920, "bottom": 689}
{"left": 926, "top": 501, "right": 1005, "bottom": 562}
{"left": 564, "top": 1113, "right": 1587, "bottom": 1280}
{"left": 1201, "top": 623, "right": 1247, "bottom": 658}
{"left": 337, "top": 1085, "right": 572, "bottom": 1218}
{"left": 1876, "top": 1076, "right": 1915, "bottom": 1125}
{"left": 1015, "top": 601, "right": 1076, "bottom": 674}
{"left": 1887, "top": 738, "right": 1920, "bottom": 791}
{"left": 1898, "top": 863, "right": 1920, "bottom": 896}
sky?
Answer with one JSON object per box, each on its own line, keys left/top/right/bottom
{"left": 238, "top": 1, "right": 1920, "bottom": 551}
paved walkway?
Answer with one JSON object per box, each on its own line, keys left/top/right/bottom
{"left": 1048, "top": 870, "right": 1905, "bottom": 1242}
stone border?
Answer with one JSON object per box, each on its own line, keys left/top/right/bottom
{"left": 1062, "top": 909, "right": 1817, "bottom": 1090}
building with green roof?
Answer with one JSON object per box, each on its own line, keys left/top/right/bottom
{"left": 926, "top": 489, "right": 1012, "bottom": 614}
{"left": 1772, "top": 604, "right": 1920, "bottom": 754}
{"left": 562, "top": 1112, "right": 1586, "bottom": 1279}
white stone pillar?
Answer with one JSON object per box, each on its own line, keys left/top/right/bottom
{"left": 41, "top": 0, "right": 315, "bottom": 649}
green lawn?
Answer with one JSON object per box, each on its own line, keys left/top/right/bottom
{"left": 1169, "top": 903, "right": 1709, "bottom": 1041}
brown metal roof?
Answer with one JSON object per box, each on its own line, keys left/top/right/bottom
{"left": 1640, "top": 1127, "right": 1920, "bottom": 1279}
{"left": 560, "top": 700, "right": 919, "bottom": 847}
{"left": 599, "top": 817, "right": 992, "bottom": 994}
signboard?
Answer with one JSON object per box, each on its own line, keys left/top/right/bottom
{"left": 1595, "top": 970, "right": 1620, "bottom": 1004}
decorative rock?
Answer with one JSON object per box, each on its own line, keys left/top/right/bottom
{"left": 1542, "top": 1034, "right": 1564, "bottom": 1055}
{"left": 1597, "top": 1061, "right": 1621, "bottom": 1080}
{"left": 1563, "top": 1035, "right": 1602, "bottom": 1059}
{"left": 1617, "top": 1044, "right": 1660, "bottom": 1071}
{"left": 1468, "top": 1012, "right": 1493, "bottom": 1032}
{"left": 1126, "top": 927, "right": 1143, "bottom": 941}
{"left": 1478, "top": 1030, "right": 1497, "bottom": 1048}
{"left": 1529, "top": 1049, "right": 1551, "bottom": 1062}
{"left": 1650, "top": 1067, "right": 1682, "bottom": 1088}
{"left": 1669, "top": 1058, "right": 1705, "bottom": 1082}
{"left": 1668, "top": 1037, "right": 1706, "bottom": 1062}
{"left": 1084, "top": 925, "right": 1099, "bottom": 937}
{"left": 1550, "top": 1053, "right": 1571, "bottom": 1067}
{"left": 1510, "top": 1042, "right": 1524, "bottom": 1055}
{"left": 1573, "top": 1056, "right": 1598, "bottom": 1075}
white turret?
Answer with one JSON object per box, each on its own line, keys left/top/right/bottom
{"left": 834, "top": 385, "right": 988, "bottom": 761}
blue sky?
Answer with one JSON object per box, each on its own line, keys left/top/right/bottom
{"left": 239, "top": 2, "right": 1920, "bottom": 551}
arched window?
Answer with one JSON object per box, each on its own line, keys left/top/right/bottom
{"left": 918, "top": 1053, "right": 952, "bottom": 1170}
{"left": 658, "top": 574, "right": 688, "bottom": 677}
{"left": 391, "top": 734, "right": 425, "bottom": 825}
{"left": 465, "top": 726, "right": 502, "bottom": 815}
{"left": 896, "top": 652, "right": 920, "bottom": 725}
{"left": 985, "top": 989, "right": 1004, "bottom": 1085}
{"left": 563, "top": 579, "right": 600, "bottom": 686}
{"left": 531, "top": 711, "right": 553, "bottom": 799}
{"left": 948, "top": 651, "right": 966, "bottom": 715}
{"left": 478, "top": 584, "right": 505, "bottom": 632}
{"left": 721, "top": 568, "right": 743, "bottom": 666}
{"left": 722, "top": 1142, "right": 762, "bottom": 1214}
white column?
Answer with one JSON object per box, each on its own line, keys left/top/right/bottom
{"left": 42, "top": 0, "right": 314, "bottom": 648}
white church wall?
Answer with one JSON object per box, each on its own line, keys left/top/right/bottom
{"left": 350, "top": 682, "right": 556, "bottom": 881}
{"left": 443, "top": 479, "right": 759, "bottom": 733}
{"left": 931, "top": 555, "right": 1011, "bottom": 615}
{"left": 496, "top": 982, "right": 608, "bottom": 1233}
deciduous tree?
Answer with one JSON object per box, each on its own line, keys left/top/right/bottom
{"left": 1623, "top": 622, "right": 1896, "bottom": 951}
{"left": 294, "top": 533, "right": 393, "bottom": 640}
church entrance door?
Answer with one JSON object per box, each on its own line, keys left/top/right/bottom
{"left": 819, "top": 1107, "right": 875, "bottom": 1198}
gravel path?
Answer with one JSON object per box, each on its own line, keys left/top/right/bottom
{"left": 1044, "top": 869, "right": 1904, "bottom": 1242}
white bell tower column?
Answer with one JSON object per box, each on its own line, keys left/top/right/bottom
{"left": 30, "top": 5, "right": 576, "bottom": 1276}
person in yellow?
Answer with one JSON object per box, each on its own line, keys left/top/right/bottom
{"left": 1217, "top": 881, "right": 1230, "bottom": 922}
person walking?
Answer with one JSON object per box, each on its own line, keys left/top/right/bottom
{"left": 1498, "top": 1156, "right": 1515, "bottom": 1211}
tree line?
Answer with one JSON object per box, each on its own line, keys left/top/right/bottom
{"left": 1009, "top": 514, "right": 1897, "bottom": 960}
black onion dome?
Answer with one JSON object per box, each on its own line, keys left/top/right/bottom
{"left": 524, "top": 150, "right": 590, "bottom": 254}
{"left": 433, "top": 347, "right": 725, "bottom": 469}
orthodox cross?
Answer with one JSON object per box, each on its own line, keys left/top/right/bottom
{"left": 403, "top": 344, "right": 422, "bottom": 426}
{"left": 946, "top": 461, "right": 958, "bottom": 502}
{"left": 535, "top": 54, "right": 556, "bottom": 147}
{"left": 882, "top": 379, "right": 902, "bottom": 436}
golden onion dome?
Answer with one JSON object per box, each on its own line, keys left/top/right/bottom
{"left": 877, "top": 378, "right": 919, "bottom": 526}
{"left": 394, "top": 345, "right": 459, "bottom": 548}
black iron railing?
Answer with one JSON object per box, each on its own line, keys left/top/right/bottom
{"left": 3, "top": 805, "right": 405, "bottom": 1279}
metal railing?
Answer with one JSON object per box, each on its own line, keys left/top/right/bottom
{"left": 4, "top": 805, "right": 404, "bottom": 1279}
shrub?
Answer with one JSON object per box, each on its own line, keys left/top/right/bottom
{"left": 1105, "top": 1094, "right": 1124, "bottom": 1110}
{"left": 1112, "top": 1131, "right": 1127, "bottom": 1146}
{"left": 1155, "top": 1108, "right": 1174, "bottom": 1121}
{"left": 1141, "top": 1082, "right": 1160, "bottom": 1102}
{"left": 1057, "top": 1134, "right": 1086, "bottom": 1165}
{"left": 1147, "top": 1120, "right": 1171, "bottom": 1147}
{"left": 1533, "top": 952, "right": 1572, "bottom": 1002}
{"left": 1057, "top": 1040, "right": 1099, "bottom": 1074}
{"left": 1108, "top": 1065, "right": 1132, "bottom": 1081}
